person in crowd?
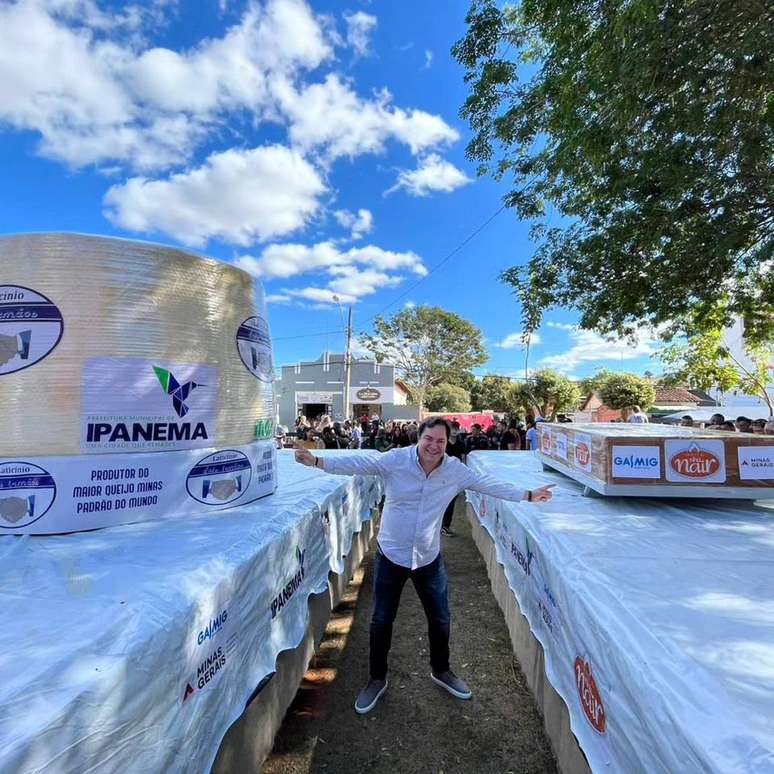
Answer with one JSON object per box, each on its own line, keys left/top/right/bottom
{"left": 752, "top": 418, "right": 766, "bottom": 434}
{"left": 736, "top": 416, "right": 753, "bottom": 434}
{"left": 485, "top": 423, "right": 499, "bottom": 446}
{"left": 349, "top": 422, "right": 363, "bottom": 449}
{"left": 360, "top": 414, "right": 370, "bottom": 434}
{"left": 465, "top": 423, "right": 491, "bottom": 454}
{"left": 627, "top": 405, "right": 649, "bottom": 423}
{"left": 375, "top": 428, "right": 394, "bottom": 452}
{"left": 516, "top": 420, "right": 527, "bottom": 449}
{"left": 720, "top": 421, "right": 738, "bottom": 432}
{"left": 708, "top": 413, "right": 725, "bottom": 428}
{"left": 525, "top": 418, "right": 538, "bottom": 450}
{"left": 765, "top": 418, "right": 774, "bottom": 435}
{"left": 295, "top": 414, "right": 311, "bottom": 440}
{"left": 321, "top": 426, "right": 342, "bottom": 449}
{"left": 500, "top": 419, "right": 521, "bottom": 450}
{"left": 397, "top": 424, "right": 411, "bottom": 448}
{"left": 441, "top": 421, "right": 467, "bottom": 536}
{"left": 294, "top": 418, "right": 555, "bottom": 714}
{"left": 407, "top": 422, "right": 419, "bottom": 445}
{"left": 680, "top": 415, "right": 694, "bottom": 427}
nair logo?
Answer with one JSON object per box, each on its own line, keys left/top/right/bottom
{"left": 153, "top": 366, "right": 205, "bottom": 418}
{"left": 670, "top": 444, "right": 721, "bottom": 478}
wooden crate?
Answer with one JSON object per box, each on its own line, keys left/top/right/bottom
{"left": 536, "top": 423, "right": 774, "bottom": 498}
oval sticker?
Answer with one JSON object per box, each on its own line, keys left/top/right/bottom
{"left": 0, "top": 460, "right": 57, "bottom": 529}
{"left": 670, "top": 446, "right": 721, "bottom": 478}
{"left": 0, "top": 285, "right": 64, "bottom": 376}
{"left": 235, "top": 316, "right": 272, "bottom": 382}
{"left": 574, "top": 656, "right": 607, "bottom": 734}
{"left": 186, "top": 449, "right": 252, "bottom": 505}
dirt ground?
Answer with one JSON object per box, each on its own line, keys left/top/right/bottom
{"left": 261, "top": 497, "right": 558, "bottom": 774}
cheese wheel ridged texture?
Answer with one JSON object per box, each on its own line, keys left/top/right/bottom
{"left": 0, "top": 233, "right": 274, "bottom": 457}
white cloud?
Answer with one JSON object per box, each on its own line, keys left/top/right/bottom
{"left": 235, "top": 240, "right": 426, "bottom": 279}
{"left": 344, "top": 11, "right": 377, "bottom": 57}
{"left": 273, "top": 74, "right": 459, "bottom": 160}
{"left": 539, "top": 327, "right": 658, "bottom": 373}
{"left": 0, "top": 0, "right": 334, "bottom": 171}
{"left": 498, "top": 332, "right": 542, "bottom": 349}
{"left": 103, "top": 144, "right": 327, "bottom": 246}
{"left": 334, "top": 208, "right": 373, "bottom": 239}
{"left": 387, "top": 153, "right": 471, "bottom": 197}
{"left": 327, "top": 265, "right": 402, "bottom": 298}
{"left": 423, "top": 49, "right": 433, "bottom": 69}
{"left": 285, "top": 286, "right": 357, "bottom": 305}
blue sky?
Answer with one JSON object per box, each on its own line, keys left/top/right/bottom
{"left": 0, "top": 0, "right": 660, "bottom": 380}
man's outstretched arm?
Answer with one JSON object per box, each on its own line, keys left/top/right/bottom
{"left": 294, "top": 442, "right": 387, "bottom": 477}
{"left": 461, "top": 467, "right": 555, "bottom": 504}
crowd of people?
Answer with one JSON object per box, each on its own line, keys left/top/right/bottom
{"left": 678, "top": 413, "right": 774, "bottom": 434}
{"left": 283, "top": 413, "right": 557, "bottom": 453}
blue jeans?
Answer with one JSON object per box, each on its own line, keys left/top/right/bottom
{"left": 370, "top": 546, "right": 451, "bottom": 680}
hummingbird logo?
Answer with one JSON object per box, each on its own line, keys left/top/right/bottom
{"left": 153, "top": 366, "right": 205, "bottom": 418}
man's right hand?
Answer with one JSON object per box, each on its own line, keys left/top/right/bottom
{"left": 294, "top": 442, "right": 317, "bottom": 467}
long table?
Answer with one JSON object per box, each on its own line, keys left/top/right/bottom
{"left": 0, "top": 450, "right": 382, "bottom": 774}
{"left": 466, "top": 451, "right": 774, "bottom": 773}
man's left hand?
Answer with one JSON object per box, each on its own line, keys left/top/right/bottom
{"left": 530, "top": 484, "right": 555, "bottom": 503}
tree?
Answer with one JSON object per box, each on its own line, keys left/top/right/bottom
{"left": 517, "top": 369, "right": 582, "bottom": 420}
{"left": 359, "top": 306, "right": 487, "bottom": 411}
{"left": 425, "top": 383, "right": 473, "bottom": 413}
{"left": 453, "top": 1, "right": 774, "bottom": 345}
{"left": 660, "top": 328, "right": 774, "bottom": 415}
{"left": 580, "top": 368, "right": 616, "bottom": 397}
{"left": 599, "top": 373, "right": 657, "bottom": 412}
{"left": 470, "top": 374, "right": 514, "bottom": 411}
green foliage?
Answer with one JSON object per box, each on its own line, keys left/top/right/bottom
{"left": 454, "top": 0, "right": 774, "bottom": 344}
{"left": 470, "top": 374, "right": 514, "bottom": 411}
{"left": 579, "top": 368, "right": 616, "bottom": 397}
{"left": 425, "top": 383, "right": 473, "bottom": 412}
{"left": 518, "top": 369, "right": 582, "bottom": 419}
{"left": 446, "top": 370, "right": 477, "bottom": 393}
{"left": 359, "top": 306, "right": 487, "bottom": 411}
{"left": 598, "top": 373, "right": 657, "bottom": 411}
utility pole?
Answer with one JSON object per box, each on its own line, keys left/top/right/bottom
{"left": 343, "top": 306, "right": 353, "bottom": 421}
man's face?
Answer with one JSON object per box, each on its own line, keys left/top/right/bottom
{"left": 472, "top": 425, "right": 481, "bottom": 436}
{"left": 418, "top": 425, "right": 448, "bottom": 461}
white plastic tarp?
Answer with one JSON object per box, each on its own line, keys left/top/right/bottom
{"left": 0, "top": 450, "right": 383, "bottom": 774}
{"left": 466, "top": 451, "right": 774, "bottom": 774}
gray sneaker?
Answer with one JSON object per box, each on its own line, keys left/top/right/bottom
{"left": 354, "top": 678, "right": 388, "bottom": 714}
{"left": 430, "top": 670, "right": 472, "bottom": 699}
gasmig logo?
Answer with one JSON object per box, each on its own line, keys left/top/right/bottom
{"left": 197, "top": 609, "right": 228, "bottom": 646}
{"left": 575, "top": 657, "right": 607, "bottom": 734}
{"left": 270, "top": 547, "right": 306, "bottom": 619}
{"left": 153, "top": 366, "right": 205, "bottom": 418}
{"left": 670, "top": 445, "right": 720, "bottom": 478}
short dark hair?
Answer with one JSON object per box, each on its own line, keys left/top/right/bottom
{"left": 418, "top": 417, "right": 451, "bottom": 440}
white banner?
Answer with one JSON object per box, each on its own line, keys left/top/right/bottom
{"left": 737, "top": 446, "right": 774, "bottom": 480}
{"left": 80, "top": 357, "right": 219, "bottom": 454}
{"left": 665, "top": 439, "right": 726, "bottom": 483}
{"left": 0, "top": 440, "right": 277, "bottom": 535}
{"left": 611, "top": 445, "right": 661, "bottom": 479}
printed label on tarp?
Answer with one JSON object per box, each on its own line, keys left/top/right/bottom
{"left": 80, "top": 358, "right": 218, "bottom": 453}
{"left": 236, "top": 316, "right": 273, "bottom": 382}
{"left": 183, "top": 602, "right": 239, "bottom": 702}
{"left": 0, "top": 461, "right": 57, "bottom": 529}
{"left": 0, "top": 285, "right": 64, "bottom": 376}
{"left": 575, "top": 657, "right": 607, "bottom": 734}
{"left": 186, "top": 450, "right": 252, "bottom": 505}
{"left": 611, "top": 445, "right": 661, "bottom": 479}
{"left": 573, "top": 433, "right": 593, "bottom": 473}
{"left": 0, "top": 441, "right": 276, "bottom": 534}
{"left": 270, "top": 547, "right": 306, "bottom": 620}
{"left": 665, "top": 440, "right": 726, "bottom": 483}
{"left": 737, "top": 447, "right": 774, "bottom": 480}
{"left": 555, "top": 433, "right": 568, "bottom": 460}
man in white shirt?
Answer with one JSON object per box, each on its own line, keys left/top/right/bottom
{"left": 627, "top": 405, "right": 649, "bottom": 424}
{"left": 295, "top": 417, "right": 554, "bottom": 714}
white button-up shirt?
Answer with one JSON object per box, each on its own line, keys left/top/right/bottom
{"left": 321, "top": 446, "right": 526, "bottom": 569}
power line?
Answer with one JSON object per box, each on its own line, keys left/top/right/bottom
{"left": 361, "top": 204, "right": 506, "bottom": 327}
